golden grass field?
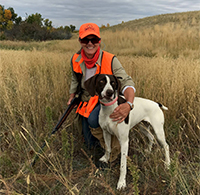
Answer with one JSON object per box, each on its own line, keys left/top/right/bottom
{"left": 0, "top": 11, "right": 199, "bottom": 195}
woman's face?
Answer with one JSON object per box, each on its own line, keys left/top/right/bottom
{"left": 79, "top": 35, "right": 100, "bottom": 59}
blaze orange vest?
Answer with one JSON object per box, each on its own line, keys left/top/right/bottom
{"left": 72, "top": 51, "right": 114, "bottom": 118}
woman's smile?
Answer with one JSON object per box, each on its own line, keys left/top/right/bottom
{"left": 80, "top": 35, "right": 100, "bottom": 59}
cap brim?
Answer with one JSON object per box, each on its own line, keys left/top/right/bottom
{"left": 79, "top": 32, "right": 100, "bottom": 39}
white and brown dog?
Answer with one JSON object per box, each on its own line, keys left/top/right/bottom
{"left": 84, "top": 74, "right": 170, "bottom": 190}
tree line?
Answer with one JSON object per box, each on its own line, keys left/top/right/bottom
{"left": 0, "top": 5, "right": 76, "bottom": 41}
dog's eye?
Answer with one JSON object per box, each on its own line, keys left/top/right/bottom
{"left": 99, "top": 80, "right": 105, "bottom": 85}
{"left": 110, "top": 81, "right": 115, "bottom": 86}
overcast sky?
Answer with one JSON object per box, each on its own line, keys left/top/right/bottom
{"left": 1, "top": 0, "right": 200, "bottom": 29}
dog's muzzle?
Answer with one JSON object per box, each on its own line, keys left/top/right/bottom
{"left": 105, "top": 89, "right": 114, "bottom": 99}
{"left": 101, "top": 89, "right": 115, "bottom": 101}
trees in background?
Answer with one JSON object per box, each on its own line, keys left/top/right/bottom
{"left": 0, "top": 5, "right": 76, "bottom": 41}
{"left": 0, "top": 6, "right": 22, "bottom": 30}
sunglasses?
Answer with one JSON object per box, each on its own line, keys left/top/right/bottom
{"left": 79, "top": 37, "right": 101, "bottom": 44}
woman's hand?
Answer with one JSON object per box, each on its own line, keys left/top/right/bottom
{"left": 67, "top": 93, "right": 75, "bottom": 105}
{"left": 110, "top": 87, "right": 135, "bottom": 123}
{"left": 110, "top": 102, "right": 131, "bottom": 123}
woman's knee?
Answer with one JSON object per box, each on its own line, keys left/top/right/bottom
{"left": 88, "top": 115, "right": 99, "bottom": 128}
{"left": 88, "top": 104, "right": 100, "bottom": 128}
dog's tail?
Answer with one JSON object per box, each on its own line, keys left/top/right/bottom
{"left": 158, "top": 103, "right": 168, "bottom": 110}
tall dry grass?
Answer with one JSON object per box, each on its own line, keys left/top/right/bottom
{"left": 0, "top": 13, "right": 199, "bottom": 194}
{"left": 0, "top": 49, "right": 73, "bottom": 132}
{"left": 101, "top": 22, "right": 200, "bottom": 59}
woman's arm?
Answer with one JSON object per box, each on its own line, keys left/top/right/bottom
{"left": 110, "top": 57, "right": 136, "bottom": 123}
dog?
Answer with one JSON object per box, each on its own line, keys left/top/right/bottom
{"left": 84, "top": 74, "right": 170, "bottom": 190}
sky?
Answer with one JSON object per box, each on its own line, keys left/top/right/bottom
{"left": 1, "top": 0, "right": 200, "bottom": 29}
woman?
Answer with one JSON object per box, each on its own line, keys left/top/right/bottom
{"left": 67, "top": 23, "right": 135, "bottom": 161}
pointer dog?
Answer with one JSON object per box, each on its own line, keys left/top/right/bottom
{"left": 84, "top": 74, "right": 170, "bottom": 190}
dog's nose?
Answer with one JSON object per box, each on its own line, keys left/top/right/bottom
{"left": 106, "top": 89, "right": 114, "bottom": 97}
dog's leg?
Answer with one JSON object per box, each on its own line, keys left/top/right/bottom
{"left": 140, "top": 123, "right": 154, "bottom": 152}
{"left": 99, "top": 130, "right": 111, "bottom": 163}
{"left": 150, "top": 121, "right": 170, "bottom": 168}
{"left": 117, "top": 136, "right": 129, "bottom": 190}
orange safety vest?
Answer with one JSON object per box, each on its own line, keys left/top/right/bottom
{"left": 72, "top": 51, "right": 114, "bottom": 118}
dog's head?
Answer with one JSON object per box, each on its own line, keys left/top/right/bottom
{"left": 84, "top": 74, "right": 121, "bottom": 102}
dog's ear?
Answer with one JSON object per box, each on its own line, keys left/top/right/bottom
{"left": 84, "top": 74, "right": 99, "bottom": 96}
{"left": 113, "top": 75, "right": 121, "bottom": 94}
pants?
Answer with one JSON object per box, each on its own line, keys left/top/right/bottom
{"left": 82, "top": 104, "right": 100, "bottom": 149}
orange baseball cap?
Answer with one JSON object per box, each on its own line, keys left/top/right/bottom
{"left": 79, "top": 23, "right": 100, "bottom": 39}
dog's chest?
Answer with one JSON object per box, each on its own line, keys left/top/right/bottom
{"left": 99, "top": 107, "right": 118, "bottom": 135}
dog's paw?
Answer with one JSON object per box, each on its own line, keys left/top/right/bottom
{"left": 164, "top": 161, "right": 171, "bottom": 170}
{"left": 99, "top": 155, "right": 108, "bottom": 163}
{"left": 117, "top": 180, "right": 126, "bottom": 190}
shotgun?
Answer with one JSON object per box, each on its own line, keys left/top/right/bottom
{"left": 30, "top": 92, "right": 81, "bottom": 167}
